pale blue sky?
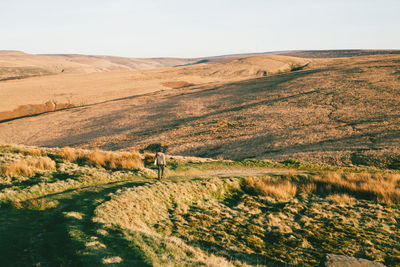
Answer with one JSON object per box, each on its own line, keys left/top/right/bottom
{"left": 1, "top": 0, "right": 399, "bottom": 58}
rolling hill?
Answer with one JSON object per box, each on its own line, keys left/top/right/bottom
{"left": 0, "top": 53, "right": 308, "bottom": 120}
{"left": 0, "top": 51, "right": 399, "bottom": 168}
{"left": 0, "top": 50, "right": 196, "bottom": 78}
{"left": 1, "top": 50, "right": 400, "bottom": 266}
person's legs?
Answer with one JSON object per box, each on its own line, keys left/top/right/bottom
{"left": 158, "top": 165, "right": 161, "bottom": 180}
{"left": 161, "top": 165, "right": 165, "bottom": 178}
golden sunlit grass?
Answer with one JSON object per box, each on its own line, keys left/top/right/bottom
{"left": 29, "top": 156, "right": 56, "bottom": 170}
{"left": 10, "top": 198, "right": 58, "bottom": 210}
{"left": 1, "top": 143, "right": 400, "bottom": 266}
{"left": 19, "top": 147, "right": 43, "bottom": 157}
{"left": 310, "top": 172, "right": 400, "bottom": 204}
{"left": 58, "top": 146, "right": 80, "bottom": 161}
{"left": 1, "top": 54, "right": 399, "bottom": 170}
{"left": 58, "top": 147, "right": 143, "bottom": 170}
{"left": 0, "top": 157, "right": 55, "bottom": 177}
{"left": 326, "top": 193, "right": 355, "bottom": 205}
{"left": 94, "top": 178, "right": 241, "bottom": 266}
{"left": 244, "top": 177, "right": 297, "bottom": 200}
{"left": 243, "top": 171, "right": 400, "bottom": 204}
{"left": 94, "top": 171, "right": 400, "bottom": 266}
{"left": 0, "top": 144, "right": 147, "bottom": 205}
{"left": 0, "top": 161, "right": 35, "bottom": 177}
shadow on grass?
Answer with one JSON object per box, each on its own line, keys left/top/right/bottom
{"left": 0, "top": 180, "right": 152, "bottom": 266}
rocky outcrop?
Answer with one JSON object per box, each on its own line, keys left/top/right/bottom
{"left": 323, "top": 254, "right": 386, "bottom": 267}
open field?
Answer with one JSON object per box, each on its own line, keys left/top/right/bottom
{"left": 0, "top": 144, "right": 399, "bottom": 266}
{"left": 0, "top": 52, "right": 399, "bottom": 168}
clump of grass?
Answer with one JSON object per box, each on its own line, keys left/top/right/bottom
{"left": 310, "top": 172, "right": 400, "bottom": 204}
{"left": 0, "top": 144, "right": 46, "bottom": 156}
{"left": 0, "top": 157, "right": 56, "bottom": 177}
{"left": 298, "top": 183, "right": 317, "bottom": 194}
{"left": 58, "top": 147, "right": 143, "bottom": 170}
{"left": 0, "top": 161, "right": 35, "bottom": 177}
{"left": 102, "top": 256, "right": 122, "bottom": 264}
{"left": 108, "top": 152, "right": 143, "bottom": 169}
{"left": 10, "top": 198, "right": 58, "bottom": 210}
{"left": 84, "top": 149, "right": 143, "bottom": 170}
{"left": 0, "top": 156, "right": 55, "bottom": 177}
{"left": 242, "top": 171, "right": 400, "bottom": 204}
{"left": 19, "top": 147, "right": 43, "bottom": 157}
{"left": 244, "top": 177, "right": 297, "bottom": 201}
{"left": 58, "top": 146, "right": 81, "bottom": 161}
{"left": 28, "top": 157, "right": 56, "bottom": 170}
{"left": 326, "top": 193, "right": 355, "bottom": 205}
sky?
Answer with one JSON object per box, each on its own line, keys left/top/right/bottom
{"left": 1, "top": 0, "right": 399, "bottom": 58}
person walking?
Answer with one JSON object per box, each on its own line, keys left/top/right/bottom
{"left": 155, "top": 149, "right": 167, "bottom": 180}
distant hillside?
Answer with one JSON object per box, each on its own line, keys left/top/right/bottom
{"left": 1, "top": 49, "right": 399, "bottom": 81}
{"left": 0, "top": 51, "right": 196, "bottom": 81}
{"left": 279, "top": 49, "right": 400, "bottom": 58}
{"left": 0, "top": 53, "right": 399, "bottom": 168}
{"left": 0, "top": 54, "right": 308, "bottom": 119}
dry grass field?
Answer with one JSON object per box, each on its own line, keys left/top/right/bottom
{"left": 0, "top": 50, "right": 399, "bottom": 265}
{"left": 0, "top": 52, "right": 306, "bottom": 120}
{"left": 0, "top": 144, "right": 399, "bottom": 266}
{"left": 0, "top": 51, "right": 398, "bottom": 169}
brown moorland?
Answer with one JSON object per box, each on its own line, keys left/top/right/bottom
{"left": 0, "top": 53, "right": 307, "bottom": 120}
{"left": 0, "top": 51, "right": 399, "bottom": 168}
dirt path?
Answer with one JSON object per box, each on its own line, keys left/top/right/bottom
{"left": 191, "top": 168, "right": 307, "bottom": 178}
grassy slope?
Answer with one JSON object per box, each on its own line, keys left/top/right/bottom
{"left": 0, "top": 145, "right": 399, "bottom": 266}
{"left": 1, "top": 54, "right": 398, "bottom": 168}
{"left": 0, "top": 54, "right": 304, "bottom": 114}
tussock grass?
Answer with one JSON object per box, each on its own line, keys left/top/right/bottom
{"left": 19, "top": 147, "right": 43, "bottom": 157}
{"left": 10, "top": 198, "right": 58, "bottom": 210}
{"left": 326, "top": 193, "right": 355, "bottom": 205}
{"left": 310, "top": 172, "right": 400, "bottom": 204}
{"left": 94, "top": 174, "right": 400, "bottom": 266}
{"left": 244, "top": 177, "right": 297, "bottom": 200}
{"left": 58, "top": 146, "right": 81, "bottom": 161}
{"left": 0, "top": 144, "right": 48, "bottom": 157}
{"left": 0, "top": 157, "right": 55, "bottom": 177}
{"left": 0, "top": 161, "right": 35, "bottom": 177}
{"left": 242, "top": 171, "right": 400, "bottom": 204}
{"left": 1, "top": 143, "right": 400, "bottom": 266}
{"left": 28, "top": 156, "right": 56, "bottom": 170}
{"left": 57, "top": 147, "right": 143, "bottom": 170}
{"left": 94, "top": 178, "right": 240, "bottom": 266}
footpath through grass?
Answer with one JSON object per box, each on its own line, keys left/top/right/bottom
{"left": 0, "top": 144, "right": 399, "bottom": 266}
